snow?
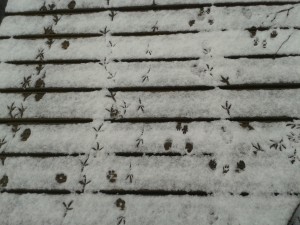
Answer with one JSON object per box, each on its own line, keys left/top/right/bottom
{"left": 2, "top": 6, "right": 300, "bottom": 36}
{"left": 0, "top": 0, "right": 300, "bottom": 224}
{"left": 0, "top": 194, "right": 298, "bottom": 225}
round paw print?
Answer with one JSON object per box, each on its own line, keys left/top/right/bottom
{"left": 61, "top": 40, "right": 70, "bottom": 50}
{"left": 185, "top": 141, "right": 193, "bottom": 153}
{"left": 107, "top": 170, "right": 117, "bottom": 183}
{"left": 208, "top": 159, "right": 217, "bottom": 170}
{"left": 115, "top": 198, "right": 126, "bottom": 210}
{"left": 164, "top": 139, "right": 172, "bottom": 151}
{"left": 189, "top": 20, "right": 195, "bottom": 27}
{"left": 68, "top": 0, "right": 76, "bottom": 9}
{"left": 56, "top": 173, "right": 67, "bottom": 183}
{"left": 235, "top": 160, "right": 246, "bottom": 172}
{"left": 270, "top": 30, "right": 278, "bottom": 38}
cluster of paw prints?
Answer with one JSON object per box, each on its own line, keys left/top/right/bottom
{"left": 248, "top": 27, "right": 279, "bottom": 48}
{"left": 163, "top": 123, "right": 193, "bottom": 153}
{"left": 188, "top": 7, "right": 214, "bottom": 28}
{"left": 40, "top": 0, "right": 77, "bottom": 11}
{"left": 208, "top": 159, "right": 246, "bottom": 174}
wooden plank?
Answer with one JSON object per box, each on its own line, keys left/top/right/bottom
{"left": 2, "top": 153, "right": 298, "bottom": 193}
{"left": 100, "top": 121, "right": 300, "bottom": 156}
{"left": 0, "top": 37, "right": 107, "bottom": 62}
{"left": 0, "top": 157, "right": 80, "bottom": 190}
{"left": 0, "top": 92, "right": 107, "bottom": 119}
{"left": 5, "top": 0, "right": 300, "bottom": 13}
{"left": 1, "top": 57, "right": 300, "bottom": 89}
{"left": 107, "top": 89, "right": 300, "bottom": 119}
{"left": 84, "top": 155, "right": 300, "bottom": 193}
{"left": 0, "top": 194, "right": 297, "bottom": 225}
{"left": 1, "top": 5, "right": 300, "bottom": 36}
{"left": 0, "top": 123, "right": 93, "bottom": 154}
{"left": 1, "top": 30, "right": 299, "bottom": 62}
{"left": 0, "top": 120, "right": 299, "bottom": 157}
{"left": 110, "top": 30, "right": 300, "bottom": 59}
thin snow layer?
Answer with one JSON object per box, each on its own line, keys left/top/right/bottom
{"left": 0, "top": 123, "right": 94, "bottom": 154}
{"left": 82, "top": 154, "right": 300, "bottom": 193}
{"left": 2, "top": 5, "right": 300, "bottom": 35}
{"left": 107, "top": 89, "right": 300, "bottom": 118}
{"left": 1, "top": 57, "right": 300, "bottom": 88}
{"left": 1, "top": 157, "right": 81, "bottom": 190}
{"left": 0, "top": 37, "right": 107, "bottom": 61}
{"left": 0, "top": 91, "right": 107, "bottom": 119}
{"left": 1, "top": 30, "right": 300, "bottom": 61}
{"left": 0, "top": 194, "right": 298, "bottom": 225}
{"left": 99, "top": 121, "right": 300, "bottom": 155}
{"left": 5, "top": 0, "right": 300, "bottom": 12}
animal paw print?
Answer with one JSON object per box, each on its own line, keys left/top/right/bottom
{"left": 198, "top": 7, "right": 212, "bottom": 24}
{"left": 223, "top": 165, "right": 229, "bottom": 174}
{"left": 107, "top": 170, "right": 117, "bottom": 183}
{"left": 164, "top": 139, "right": 172, "bottom": 151}
{"left": 56, "top": 173, "right": 67, "bottom": 183}
{"left": 185, "top": 141, "right": 193, "bottom": 153}
{"left": 235, "top": 160, "right": 246, "bottom": 173}
{"left": 0, "top": 175, "right": 8, "bottom": 187}
{"left": 68, "top": 0, "right": 76, "bottom": 9}
{"left": 115, "top": 198, "right": 126, "bottom": 210}
{"left": 61, "top": 40, "right": 70, "bottom": 50}
{"left": 208, "top": 159, "right": 217, "bottom": 170}
{"left": 176, "top": 123, "right": 188, "bottom": 134}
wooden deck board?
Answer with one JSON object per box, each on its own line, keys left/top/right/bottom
{"left": 0, "top": 0, "right": 299, "bottom": 224}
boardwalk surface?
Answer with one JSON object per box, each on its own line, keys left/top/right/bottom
{"left": 0, "top": 0, "right": 300, "bottom": 224}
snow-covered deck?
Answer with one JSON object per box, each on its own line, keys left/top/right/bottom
{"left": 0, "top": 0, "right": 300, "bottom": 224}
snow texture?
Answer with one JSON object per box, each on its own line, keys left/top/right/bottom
{"left": 0, "top": 0, "right": 300, "bottom": 225}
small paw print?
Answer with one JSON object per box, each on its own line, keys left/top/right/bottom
{"left": 107, "top": 170, "right": 117, "bottom": 183}
{"left": 185, "top": 141, "right": 193, "bottom": 153}
{"left": 235, "top": 160, "right": 246, "bottom": 173}
{"left": 223, "top": 165, "right": 229, "bottom": 174}
{"left": 115, "top": 198, "right": 126, "bottom": 210}
{"left": 164, "top": 139, "right": 172, "bottom": 151}
{"left": 56, "top": 173, "right": 67, "bottom": 183}
{"left": 262, "top": 40, "right": 267, "bottom": 48}
{"left": 209, "top": 159, "right": 217, "bottom": 170}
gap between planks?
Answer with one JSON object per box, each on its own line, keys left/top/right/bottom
{"left": 1, "top": 189, "right": 300, "bottom": 197}
{"left": 2, "top": 83, "right": 300, "bottom": 94}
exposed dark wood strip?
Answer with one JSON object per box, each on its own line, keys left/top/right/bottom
{"left": 228, "top": 117, "right": 298, "bottom": 122}
{"left": 0, "top": 88, "right": 102, "bottom": 93}
{"left": 0, "top": 152, "right": 85, "bottom": 158}
{"left": 99, "top": 189, "right": 213, "bottom": 196}
{"left": 6, "top": 59, "right": 99, "bottom": 65}
{"left": 111, "top": 30, "right": 199, "bottom": 36}
{"left": 106, "top": 117, "right": 298, "bottom": 123}
{"left": 0, "top": 189, "right": 71, "bottom": 195}
{"left": 5, "top": 1, "right": 300, "bottom": 16}
{"left": 115, "top": 152, "right": 214, "bottom": 157}
{"left": 1, "top": 83, "right": 300, "bottom": 94}
{"left": 112, "top": 27, "right": 300, "bottom": 37}
{"left": 0, "top": 118, "right": 93, "bottom": 124}
{"left": 219, "top": 83, "right": 300, "bottom": 90}
{"left": 1, "top": 189, "right": 299, "bottom": 196}
{"left": 0, "top": 36, "right": 10, "bottom": 39}
{"left": 13, "top": 33, "right": 102, "bottom": 39}
{"left": 109, "top": 86, "right": 214, "bottom": 92}
{"left": 225, "top": 54, "right": 300, "bottom": 59}
{"left": 106, "top": 117, "right": 220, "bottom": 123}
{"left": 113, "top": 57, "right": 199, "bottom": 63}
